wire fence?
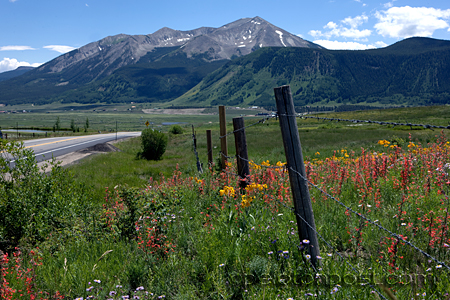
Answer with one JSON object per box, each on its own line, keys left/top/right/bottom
{"left": 189, "top": 107, "right": 450, "bottom": 297}
{"left": 299, "top": 115, "right": 450, "bottom": 130}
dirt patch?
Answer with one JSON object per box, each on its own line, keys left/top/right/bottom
{"left": 78, "top": 142, "right": 121, "bottom": 153}
{"left": 142, "top": 108, "right": 212, "bottom": 115}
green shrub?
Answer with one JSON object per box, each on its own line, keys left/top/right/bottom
{"left": 139, "top": 128, "right": 168, "bottom": 160}
{"left": 169, "top": 124, "right": 184, "bottom": 134}
{"left": 0, "top": 140, "right": 92, "bottom": 250}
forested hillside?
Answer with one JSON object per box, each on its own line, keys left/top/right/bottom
{"left": 173, "top": 37, "right": 450, "bottom": 107}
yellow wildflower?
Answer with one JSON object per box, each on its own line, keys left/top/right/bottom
{"left": 276, "top": 161, "right": 286, "bottom": 167}
{"left": 219, "top": 186, "right": 235, "bottom": 197}
{"left": 261, "top": 160, "right": 271, "bottom": 167}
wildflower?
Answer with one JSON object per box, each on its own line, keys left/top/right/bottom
{"left": 276, "top": 161, "right": 286, "bottom": 167}
{"left": 94, "top": 279, "right": 101, "bottom": 283}
{"left": 86, "top": 286, "right": 94, "bottom": 292}
{"left": 316, "top": 256, "right": 322, "bottom": 260}
{"left": 302, "top": 239, "right": 310, "bottom": 244}
{"left": 327, "top": 253, "right": 332, "bottom": 257}
{"left": 283, "top": 250, "right": 289, "bottom": 254}
{"left": 268, "top": 251, "right": 273, "bottom": 255}
{"left": 330, "top": 284, "right": 341, "bottom": 294}
{"left": 136, "top": 286, "right": 145, "bottom": 291}
{"left": 219, "top": 263, "right": 225, "bottom": 267}
{"left": 436, "top": 265, "right": 442, "bottom": 269}
{"left": 305, "top": 254, "right": 311, "bottom": 260}
{"left": 109, "top": 291, "right": 117, "bottom": 296}
{"left": 261, "top": 160, "right": 271, "bottom": 167}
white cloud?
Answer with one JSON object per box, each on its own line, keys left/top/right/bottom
{"left": 0, "top": 45, "right": 35, "bottom": 51}
{"left": 384, "top": 2, "right": 394, "bottom": 9}
{"left": 342, "top": 15, "right": 368, "bottom": 28}
{"left": 325, "top": 22, "right": 338, "bottom": 30}
{"left": 308, "top": 14, "right": 371, "bottom": 39}
{"left": 0, "top": 58, "right": 42, "bottom": 73}
{"left": 375, "top": 6, "right": 450, "bottom": 38}
{"left": 309, "top": 30, "right": 323, "bottom": 38}
{"left": 43, "top": 45, "right": 76, "bottom": 53}
{"left": 374, "top": 41, "right": 389, "bottom": 48}
{"left": 313, "top": 40, "right": 388, "bottom": 50}
{"left": 9, "top": 0, "right": 18, "bottom": 2}
{"left": 340, "top": 28, "right": 372, "bottom": 39}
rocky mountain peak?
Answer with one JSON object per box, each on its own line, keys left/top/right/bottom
{"left": 35, "top": 17, "right": 321, "bottom": 82}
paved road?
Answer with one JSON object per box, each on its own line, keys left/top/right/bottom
{"left": 7, "top": 132, "right": 141, "bottom": 165}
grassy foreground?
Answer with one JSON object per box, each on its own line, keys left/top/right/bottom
{"left": 1, "top": 106, "right": 450, "bottom": 299}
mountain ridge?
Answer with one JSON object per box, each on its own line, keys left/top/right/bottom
{"left": 170, "top": 37, "right": 450, "bottom": 108}
{"left": 1, "top": 21, "right": 450, "bottom": 107}
{"left": 0, "top": 16, "right": 321, "bottom": 105}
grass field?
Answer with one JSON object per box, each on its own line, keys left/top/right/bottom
{"left": 2, "top": 104, "right": 450, "bottom": 299}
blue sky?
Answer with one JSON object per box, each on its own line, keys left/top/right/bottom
{"left": 1, "top": 0, "right": 449, "bottom": 73}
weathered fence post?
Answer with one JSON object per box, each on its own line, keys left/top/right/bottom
{"left": 192, "top": 125, "right": 203, "bottom": 174}
{"left": 219, "top": 106, "right": 228, "bottom": 170}
{"left": 233, "top": 117, "right": 250, "bottom": 189}
{"left": 206, "top": 130, "right": 213, "bottom": 167}
{"left": 4, "top": 133, "right": 7, "bottom": 139}
{"left": 192, "top": 125, "right": 197, "bottom": 149}
{"left": 274, "top": 85, "right": 320, "bottom": 267}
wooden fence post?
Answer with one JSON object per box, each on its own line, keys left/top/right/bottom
{"left": 192, "top": 125, "right": 197, "bottom": 149}
{"left": 206, "top": 130, "right": 213, "bottom": 166}
{"left": 219, "top": 106, "right": 228, "bottom": 170}
{"left": 233, "top": 117, "right": 250, "bottom": 189}
{"left": 192, "top": 125, "right": 203, "bottom": 174}
{"left": 274, "top": 85, "right": 320, "bottom": 267}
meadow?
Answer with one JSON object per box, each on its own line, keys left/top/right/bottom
{"left": 1, "top": 104, "right": 450, "bottom": 299}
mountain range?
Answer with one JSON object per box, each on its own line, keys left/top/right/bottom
{"left": 1, "top": 17, "right": 450, "bottom": 108}
{"left": 0, "top": 17, "right": 320, "bottom": 105}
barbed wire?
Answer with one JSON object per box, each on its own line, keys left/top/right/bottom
{"left": 237, "top": 154, "right": 288, "bottom": 170}
{"left": 220, "top": 153, "right": 450, "bottom": 271}
{"left": 286, "top": 165, "right": 450, "bottom": 272}
{"left": 263, "top": 189, "right": 388, "bottom": 300}
{"left": 219, "top": 115, "right": 276, "bottom": 139}
{"left": 299, "top": 115, "right": 450, "bottom": 130}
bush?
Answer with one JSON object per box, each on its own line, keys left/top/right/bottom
{"left": 169, "top": 125, "right": 184, "bottom": 134}
{"left": 139, "top": 128, "right": 168, "bottom": 160}
{"left": 0, "top": 140, "right": 92, "bottom": 250}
